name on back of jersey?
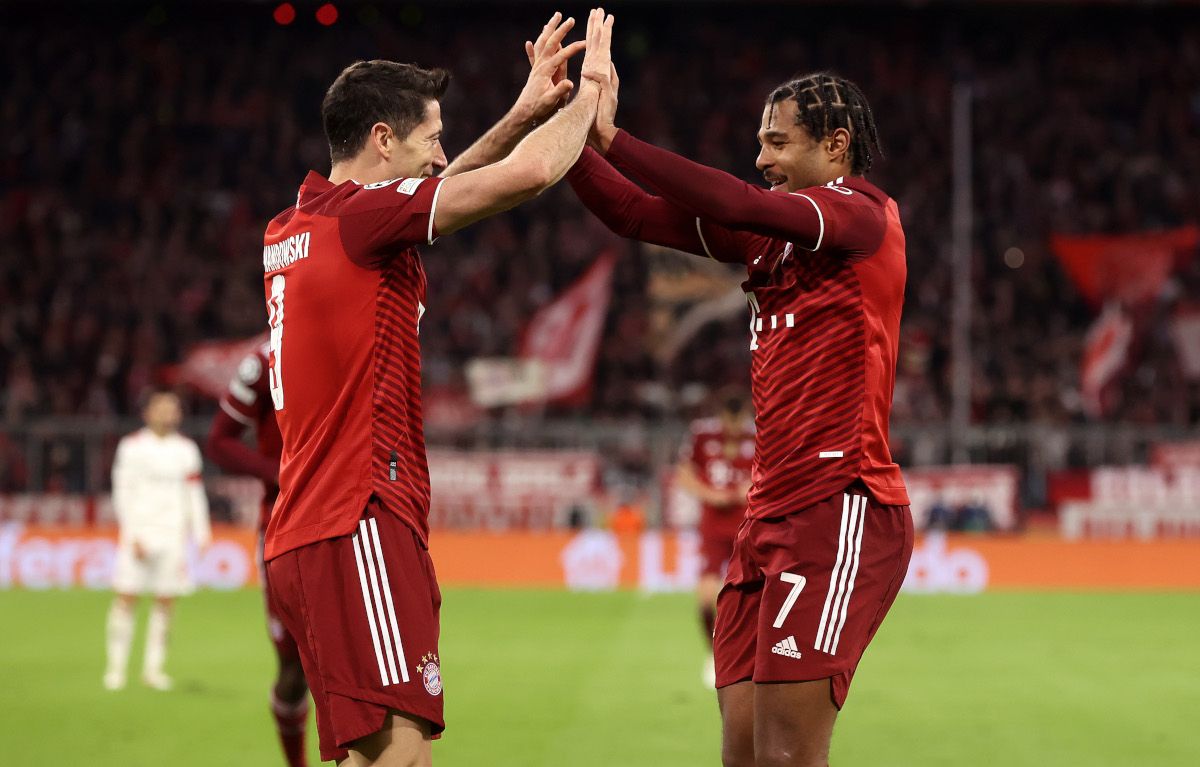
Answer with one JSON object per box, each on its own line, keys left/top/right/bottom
{"left": 263, "top": 231, "right": 311, "bottom": 272}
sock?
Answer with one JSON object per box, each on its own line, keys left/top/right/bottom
{"left": 143, "top": 604, "right": 171, "bottom": 678}
{"left": 105, "top": 601, "right": 135, "bottom": 679}
{"left": 271, "top": 691, "right": 310, "bottom": 767}
{"left": 701, "top": 605, "right": 717, "bottom": 650}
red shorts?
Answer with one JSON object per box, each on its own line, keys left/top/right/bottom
{"left": 700, "top": 531, "right": 736, "bottom": 578}
{"left": 699, "top": 509, "right": 743, "bottom": 578}
{"left": 258, "top": 534, "right": 301, "bottom": 663}
{"left": 266, "top": 500, "right": 444, "bottom": 762}
{"left": 713, "top": 485, "right": 913, "bottom": 707}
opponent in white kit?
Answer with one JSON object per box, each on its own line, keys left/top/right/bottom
{"left": 103, "top": 390, "right": 211, "bottom": 691}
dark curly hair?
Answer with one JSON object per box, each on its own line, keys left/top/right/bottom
{"left": 766, "top": 72, "right": 882, "bottom": 175}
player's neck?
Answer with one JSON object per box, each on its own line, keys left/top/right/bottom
{"left": 147, "top": 426, "right": 173, "bottom": 438}
{"left": 329, "top": 158, "right": 394, "bottom": 187}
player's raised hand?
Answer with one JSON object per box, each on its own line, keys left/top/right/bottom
{"left": 580, "top": 8, "right": 615, "bottom": 89}
{"left": 590, "top": 61, "right": 620, "bottom": 153}
{"left": 516, "top": 12, "right": 586, "bottom": 124}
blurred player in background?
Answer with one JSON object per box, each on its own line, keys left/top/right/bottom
{"left": 676, "top": 390, "right": 754, "bottom": 687}
{"left": 104, "top": 390, "right": 210, "bottom": 692}
{"left": 206, "top": 344, "right": 310, "bottom": 767}
{"left": 260, "top": 10, "right": 613, "bottom": 765}
{"left": 571, "top": 67, "right": 913, "bottom": 766}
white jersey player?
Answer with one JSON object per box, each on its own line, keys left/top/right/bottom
{"left": 104, "top": 391, "right": 211, "bottom": 691}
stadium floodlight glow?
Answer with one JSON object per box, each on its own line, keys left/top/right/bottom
{"left": 273, "top": 2, "right": 296, "bottom": 26}
{"left": 316, "top": 3, "right": 339, "bottom": 26}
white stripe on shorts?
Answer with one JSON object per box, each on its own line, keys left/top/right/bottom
{"left": 815, "top": 494, "right": 865, "bottom": 654}
{"left": 828, "top": 496, "right": 867, "bottom": 655}
{"left": 368, "top": 517, "right": 410, "bottom": 683}
{"left": 359, "top": 520, "right": 400, "bottom": 685}
{"left": 351, "top": 529, "right": 391, "bottom": 686}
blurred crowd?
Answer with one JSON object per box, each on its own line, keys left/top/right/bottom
{"left": 2, "top": 2, "right": 1198, "bottom": 442}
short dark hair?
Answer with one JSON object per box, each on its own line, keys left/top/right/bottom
{"left": 766, "top": 72, "right": 882, "bottom": 175}
{"left": 321, "top": 60, "right": 451, "bottom": 163}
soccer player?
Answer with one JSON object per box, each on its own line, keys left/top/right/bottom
{"left": 568, "top": 68, "right": 914, "bottom": 767}
{"left": 206, "top": 343, "right": 310, "bottom": 767}
{"left": 105, "top": 390, "right": 211, "bottom": 692}
{"left": 676, "top": 391, "right": 755, "bottom": 687}
{"left": 260, "top": 10, "right": 614, "bottom": 765}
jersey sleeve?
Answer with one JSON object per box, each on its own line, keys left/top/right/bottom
{"left": 607, "top": 130, "right": 887, "bottom": 261}
{"left": 185, "top": 441, "right": 211, "bottom": 548}
{"left": 218, "top": 351, "right": 268, "bottom": 428}
{"left": 110, "top": 438, "right": 134, "bottom": 526}
{"left": 784, "top": 182, "right": 888, "bottom": 260}
{"left": 335, "top": 176, "right": 445, "bottom": 267}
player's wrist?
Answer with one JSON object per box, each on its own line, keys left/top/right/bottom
{"left": 595, "top": 124, "right": 618, "bottom": 155}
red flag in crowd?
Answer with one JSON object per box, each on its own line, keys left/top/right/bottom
{"left": 1080, "top": 303, "right": 1133, "bottom": 418}
{"left": 166, "top": 333, "right": 269, "bottom": 399}
{"left": 1168, "top": 304, "right": 1200, "bottom": 381}
{"left": 1049, "top": 227, "right": 1198, "bottom": 308}
{"left": 468, "top": 253, "right": 617, "bottom": 408}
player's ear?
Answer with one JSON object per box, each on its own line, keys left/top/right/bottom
{"left": 370, "top": 122, "right": 394, "bottom": 159}
{"left": 826, "top": 127, "right": 851, "bottom": 165}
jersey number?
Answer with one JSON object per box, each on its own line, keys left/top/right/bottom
{"left": 772, "top": 572, "right": 807, "bottom": 628}
{"left": 267, "top": 275, "right": 285, "bottom": 410}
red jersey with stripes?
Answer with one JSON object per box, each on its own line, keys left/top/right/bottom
{"left": 261, "top": 171, "right": 443, "bottom": 560}
{"left": 695, "top": 176, "right": 910, "bottom": 518}
{"left": 683, "top": 417, "right": 755, "bottom": 538}
{"left": 217, "top": 344, "right": 282, "bottom": 531}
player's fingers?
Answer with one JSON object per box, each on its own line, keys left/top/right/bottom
{"left": 549, "top": 80, "right": 574, "bottom": 103}
{"left": 553, "top": 39, "right": 587, "bottom": 62}
{"left": 525, "top": 41, "right": 536, "bottom": 68}
{"left": 586, "top": 7, "right": 600, "bottom": 45}
{"left": 601, "top": 13, "right": 615, "bottom": 53}
{"left": 533, "top": 12, "right": 561, "bottom": 58}
{"left": 610, "top": 62, "right": 620, "bottom": 93}
{"left": 546, "top": 15, "right": 575, "bottom": 51}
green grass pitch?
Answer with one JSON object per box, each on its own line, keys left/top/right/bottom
{"left": 2, "top": 588, "right": 1198, "bottom": 765}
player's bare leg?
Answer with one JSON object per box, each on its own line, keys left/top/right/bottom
{"left": 754, "top": 679, "right": 838, "bottom": 767}
{"left": 142, "top": 595, "right": 175, "bottom": 690}
{"left": 341, "top": 712, "right": 432, "bottom": 767}
{"left": 104, "top": 592, "right": 138, "bottom": 690}
{"left": 718, "top": 681, "right": 756, "bottom": 767}
{"left": 698, "top": 573, "right": 722, "bottom": 685}
{"left": 270, "top": 655, "right": 311, "bottom": 767}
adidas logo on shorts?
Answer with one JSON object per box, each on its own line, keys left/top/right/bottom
{"left": 771, "top": 635, "right": 802, "bottom": 659}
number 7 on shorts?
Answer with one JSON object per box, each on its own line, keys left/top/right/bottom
{"left": 772, "top": 572, "right": 807, "bottom": 628}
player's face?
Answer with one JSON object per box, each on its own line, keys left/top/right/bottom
{"left": 143, "top": 393, "right": 182, "bottom": 434}
{"left": 755, "top": 99, "right": 827, "bottom": 193}
{"left": 391, "top": 100, "right": 447, "bottom": 179}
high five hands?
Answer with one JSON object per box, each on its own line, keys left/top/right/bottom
{"left": 519, "top": 9, "right": 618, "bottom": 150}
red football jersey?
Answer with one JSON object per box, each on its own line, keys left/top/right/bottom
{"left": 683, "top": 417, "right": 755, "bottom": 539}
{"left": 696, "top": 176, "right": 910, "bottom": 518}
{"left": 261, "top": 171, "right": 444, "bottom": 560}
{"left": 216, "top": 344, "right": 282, "bottom": 530}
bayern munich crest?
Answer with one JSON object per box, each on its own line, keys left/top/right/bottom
{"left": 416, "top": 653, "right": 442, "bottom": 696}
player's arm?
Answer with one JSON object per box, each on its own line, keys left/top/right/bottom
{"left": 185, "top": 443, "right": 212, "bottom": 550}
{"left": 440, "top": 13, "right": 583, "bottom": 178}
{"left": 205, "top": 410, "right": 279, "bottom": 486}
{"left": 204, "top": 353, "right": 279, "bottom": 486}
{"left": 676, "top": 461, "right": 736, "bottom": 506}
{"left": 571, "top": 61, "right": 754, "bottom": 263}
{"left": 567, "top": 146, "right": 718, "bottom": 257}
{"left": 431, "top": 10, "right": 613, "bottom": 236}
{"left": 110, "top": 439, "right": 133, "bottom": 530}
{"left": 601, "top": 129, "right": 886, "bottom": 255}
